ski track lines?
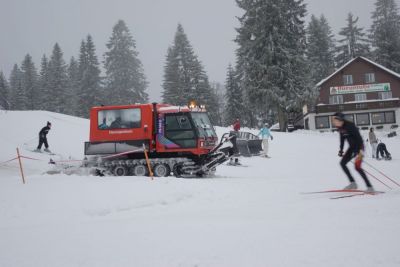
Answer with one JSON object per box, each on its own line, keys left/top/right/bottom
{"left": 1, "top": 111, "right": 400, "bottom": 267}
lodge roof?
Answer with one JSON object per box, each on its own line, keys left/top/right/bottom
{"left": 316, "top": 57, "right": 400, "bottom": 87}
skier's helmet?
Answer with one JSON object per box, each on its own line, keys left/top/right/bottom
{"left": 47, "top": 121, "right": 52, "bottom": 126}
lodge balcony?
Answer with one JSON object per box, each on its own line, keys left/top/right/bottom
{"left": 313, "top": 98, "right": 400, "bottom": 114}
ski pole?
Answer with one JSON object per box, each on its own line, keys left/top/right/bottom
{"left": 364, "top": 160, "right": 400, "bottom": 188}
{"left": 351, "top": 159, "right": 392, "bottom": 189}
{"left": 363, "top": 168, "right": 392, "bottom": 190}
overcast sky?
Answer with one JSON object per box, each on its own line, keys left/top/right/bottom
{"left": 1, "top": 0, "right": 398, "bottom": 102}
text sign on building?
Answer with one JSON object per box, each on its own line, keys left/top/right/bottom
{"left": 330, "top": 83, "right": 391, "bottom": 95}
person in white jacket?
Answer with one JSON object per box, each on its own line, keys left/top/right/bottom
{"left": 368, "top": 128, "right": 378, "bottom": 158}
{"left": 258, "top": 123, "right": 273, "bottom": 157}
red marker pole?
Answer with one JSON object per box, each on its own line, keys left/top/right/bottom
{"left": 16, "top": 148, "right": 26, "bottom": 184}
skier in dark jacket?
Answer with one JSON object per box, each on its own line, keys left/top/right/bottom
{"left": 36, "top": 121, "right": 52, "bottom": 152}
{"left": 332, "top": 112, "right": 374, "bottom": 192}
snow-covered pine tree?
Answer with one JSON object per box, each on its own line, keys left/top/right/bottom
{"left": 224, "top": 64, "right": 244, "bottom": 126}
{"left": 66, "top": 57, "right": 80, "bottom": 115}
{"left": 0, "top": 71, "right": 10, "bottom": 110}
{"left": 162, "top": 24, "right": 197, "bottom": 105}
{"left": 47, "top": 43, "right": 69, "bottom": 113}
{"left": 162, "top": 24, "right": 219, "bottom": 123}
{"left": 235, "top": 0, "right": 312, "bottom": 131}
{"left": 38, "top": 54, "right": 51, "bottom": 110}
{"left": 20, "top": 54, "right": 39, "bottom": 110}
{"left": 76, "top": 35, "right": 102, "bottom": 117}
{"left": 306, "top": 15, "right": 336, "bottom": 85}
{"left": 104, "top": 20, "right": 148, "bottom": 105}
{"left": 9, "top": 64, "right": 24, "bottom": 110}
{"left": 335, "top": 13, "right": 370, "bottom": 67}
{"left": 210, "top": 82, "right": 226, "bottom": 126}
{"left": 162, "top": 46, "right": 182, "bottom": 104}
{"left": 191, "top": 59, "right": 219, "bottom": 124}
{"left": 370, "top": 0, "right": 400, "bottom": 72}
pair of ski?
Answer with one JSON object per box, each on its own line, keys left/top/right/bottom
{"left": 302, "top": 189, "right": 385, "bottom": 199}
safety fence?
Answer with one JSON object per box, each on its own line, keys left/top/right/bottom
{"left": 0, "top": 147, "right": 155, "bottom": 184}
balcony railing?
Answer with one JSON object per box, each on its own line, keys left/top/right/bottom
{"left": 315, "top": 99, "right": 400, "bottom": 114}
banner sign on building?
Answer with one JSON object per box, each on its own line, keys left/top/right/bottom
{"left": 330, "top": 83, "right": 391, "bottom": 95}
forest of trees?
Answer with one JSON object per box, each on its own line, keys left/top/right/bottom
{"left": 2, "top": 0, "right": 400, "bottom": 130}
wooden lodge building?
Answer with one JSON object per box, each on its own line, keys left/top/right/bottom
{"left": 303, "top": 57, "right": 400, "bottom": 131}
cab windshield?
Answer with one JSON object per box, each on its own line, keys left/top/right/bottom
{"left": 190, "top": 112, "right": 217, "bottom": 138}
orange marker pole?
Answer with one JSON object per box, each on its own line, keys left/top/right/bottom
{"left": 143, "top": 144, "right": 154, "bottom": 179}
{"left": 16, "top": 148, "right": 26, "bottom": 184}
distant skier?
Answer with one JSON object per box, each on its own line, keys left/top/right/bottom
{"left": 258, "top": 123, "right": 273, "bottom": 158}
{"left": 35, "top": 121, "right": 52, "bottom": 153}
{"left": 368, "top": 128, "right": 378, "bottom": 158}
{"left": 376, "top": 141, "right": 392, "bottom": 160}
{"left": 229, "top": 118, "right": 241, "bottom": 165}
{"left": 233, "top": 118, "right": 241, "bottom": 132}
{"left": 332, "top": 112, "right": 374, "bottom": 192}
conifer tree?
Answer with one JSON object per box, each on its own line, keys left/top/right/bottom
{"left": 76, "top": 35, "right": 102, "bottom": 117}
{"left": 66, "top": 56, "right": 80, "bottom": 115}
{"left": 235, "top": 0, "right": 311, "bottom": 131}
{"left": 0, "top": 71, "right": 10, "bottom": 110}
{"left": 162, "top": 24, "right": 219, "bottom": 123}
{"left": 224, "top": 64, "right": 244, "bottom": 126}
{"left": 47, "top": 43, "right": 69, "bottom": 113}
{"left": 306, "top": 15, "right": 336, "bottom": 84}
{"left": 335, "top": 13, "right": 370, "bottom": 67}
{"left": 20, "top": 54, "right": 39, "bottom": 110}
{"left": 104, "top": 20, "right": 148, "bottom": 105}
{"left": 9, "top": 64, "right": 24, "bottom": 110}
{"left": 38, "top": 54, "right": 50, "bottom": 110}
{"left": 370, "top": 0, "right": 400, "bottom": 72}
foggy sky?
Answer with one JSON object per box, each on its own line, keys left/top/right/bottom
{"left": 1, "top": 0, "right": 397, "bottom": 102}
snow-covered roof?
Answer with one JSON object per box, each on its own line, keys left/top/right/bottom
{"left": 316, "top": 57, "right": 400, "bottom": 87}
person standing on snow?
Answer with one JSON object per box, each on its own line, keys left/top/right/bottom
{"left": 332, "top": 112, "right": 374, "bottom": 192}
{"left": 233, "top": 118, "right": 241, "bottom": 132}
{"left": 35, "top": 121, "right": 52, "bottom": 152}
{"left": 229, "top": 118, "right": 241, "bottom": 165}
{"left": 258, "top": 123, "right": 273, "bottom": 158}
{"left": 368, "top": 128, "right": 378, "bottom": 158}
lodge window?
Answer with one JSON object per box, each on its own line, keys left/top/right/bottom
{"left": 355, "top": 113, "right": 370, "bottom": 126}
{"left": 98, "top": 108, "right": 141, "bottom": 130}
{"left": 329, "top": 95, "right": 343, "bottom": 104}
{"left": 372, "top": 111, "right": 396, "bottom": 124}
{"left": 354, "top": 93, "right": 367, "bottom": 102}
{"left": 344, "top": 114, "right": 354, "bottom": 122}
{"left": 365, "top": 73, "right": 375, "bottom": 83}
{"left": 343, "top": 75, "right": 353, "bottom": 85}
{"left": 315, "top": 116, "right": 330, "bottom": 129}
{"left": 378, "top": 91, "right": 393, "bottom": 100}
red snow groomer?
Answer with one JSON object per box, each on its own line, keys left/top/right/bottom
{"left": 84, "top": 103, "right": 234, "bottom": 177}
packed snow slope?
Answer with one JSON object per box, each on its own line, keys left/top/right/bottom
{"left": 1, "top": 110, "right": 400, "bottom": 267}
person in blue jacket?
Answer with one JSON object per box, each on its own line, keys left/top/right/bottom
{"left": 258, "top": 123, "right": 273, "bottom": 157}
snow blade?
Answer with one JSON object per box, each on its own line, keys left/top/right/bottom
{"left": 233, "top": 131, "right": 262, "bottom": 157}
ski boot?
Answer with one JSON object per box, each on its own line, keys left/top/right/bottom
{"left": 343, "top": 182, "right": 358, "bottom": 190}
{"left": 44, "top": 148, "right": 52, "bottom": 153}
{"left": 365, "top": 186, "right": 376, "bottom": 193}
{"left": 34, "top": 148, "right": 41, "bottom": 152}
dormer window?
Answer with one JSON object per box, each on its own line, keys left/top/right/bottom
{"left": 365, "top": 73, "right": 375, "bottom": 83}
{"left": 343, "top": 75, "right": 353, "bottom": 85}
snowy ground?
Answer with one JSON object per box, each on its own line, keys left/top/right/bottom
{"left": 1, "top": 110, "right": 400, "bottom": 267}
